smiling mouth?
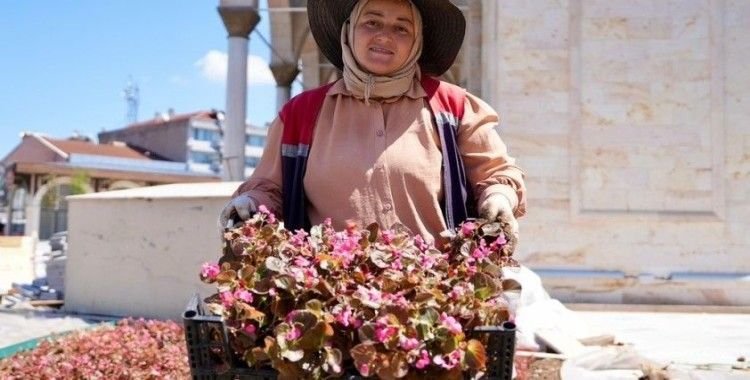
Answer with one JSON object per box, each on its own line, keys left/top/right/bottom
{"left": 369, "top": 47, "right": 394, "bottom": 55}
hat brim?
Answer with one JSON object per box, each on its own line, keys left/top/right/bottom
{"left": 307, "top": 0, "right": 466, "bottom": 77}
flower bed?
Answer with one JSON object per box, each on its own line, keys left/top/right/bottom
{"left": 0, "top": 319, "right": 190, "bottom": 379}
{"left": 197, "top": 206, "right": 520, "bottom": 379}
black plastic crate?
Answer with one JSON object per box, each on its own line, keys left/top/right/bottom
{"left": 183, "top": 294, "right": 515, "bottom": 380}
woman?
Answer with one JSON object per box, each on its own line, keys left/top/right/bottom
{"left": 219, "top": 0, "right": 526, "bottom": 243}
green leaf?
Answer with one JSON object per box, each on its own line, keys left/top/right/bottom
{"left": 474, "top": 287, "right": 492, "bottom": 301}
{"left": 289, "top": 310, "right": 319, "bottom": 330}
{"left": 264, "top": 256, "right": 285, "bottom": 272}
{"left": 280, "top": 348, "right": 304, "bottom": 362}
{"left": 366, "top": 223, "right": 380, "bottom": 243}
{"left": 322, "top": 347, "right": 343, "bottom": 375}
{"left": 305, "top": 299, "right": 324, "bottom": 313}
{"left": 272, "top": 274, "right": 295, "bottom": 291}
{"left": 377, "top": 351, "right": 410, "bottom": 380}
{"left": 419, "top": 308, "right": 439, "bottom": 325}
{"left": 296, "top": 321, "right": 333, "bottom": 350}
{"left": 357, "top": 323, "right": 377, "bottom": 343}
{"left": 350, "top": 343, "right": 377, "bottom": 375}
{"left": 464, "top": 339, "right": 487, "bottom": 371}
{"left": 480, "top": 222, "right": 502, "bottom": 236}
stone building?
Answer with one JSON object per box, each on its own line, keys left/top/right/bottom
{"left": 263, "top": 0, "right": 750, "bottom": 304}
{"left": 98, "top": 110, "right": 268, "bottom": 178}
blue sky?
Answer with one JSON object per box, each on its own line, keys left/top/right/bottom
{"left": 0, "top": 0, "right": 281, "bottom": 158}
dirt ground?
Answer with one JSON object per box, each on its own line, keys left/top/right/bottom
{"left": 515, "top": 356, "right": 563, "bottom": 380}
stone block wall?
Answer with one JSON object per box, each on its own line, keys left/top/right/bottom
{"left": 482, "top": 0, "right": 750, "bottom": 303}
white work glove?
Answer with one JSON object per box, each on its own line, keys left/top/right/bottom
{"left": 217, "top": 193, "right": 256, "bottom": 235}
{"left": 478, "top": 193, "right": 519, "bottom": 239}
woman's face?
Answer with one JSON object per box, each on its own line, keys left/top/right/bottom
{"left": 352, "top": 0, "right": 416, "bottom": 75}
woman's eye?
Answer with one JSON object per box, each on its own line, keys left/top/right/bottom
{"left": 365, "top": 20, "right": 379, "bottom": 28}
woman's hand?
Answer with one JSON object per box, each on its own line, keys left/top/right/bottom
{"left": 217, "top": 193, "right": 257, "bottom": 235}
{"left": 479, "top": 193, "right": 519, "bottom": 239}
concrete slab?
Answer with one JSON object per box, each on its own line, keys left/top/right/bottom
{"left": 575, "top": 309, "right": 750, "bottom": 370}
{"left": 0, "top": 310, "right": 99, "bottom": 351}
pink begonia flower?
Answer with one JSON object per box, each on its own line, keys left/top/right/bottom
{"left": 413, "top": 235, "right": 431, "bottom": 251}
{"left": 286, "top": 326, "right": 302, "bottom": 341}
{"left": 439, "top": 313, "right": 463, "bottom": 335}
{"left": 200, "top": 262, "right": 220, "bottom": 280}
{"left": 284, "top": 310, "right": 301, "bottom": 324}
{"left": 335, "top": 306, "right": 353, "bottom": 327}
{"left": 391, "top": 258, "right": 403, "bottom": 270}
{"left": 381, "top": 229, "right": 396, "bottom": 244}
{"left": 492, "top": 233, "right": 508, "bottom": 247}
{"left": 449, "top": 286, "right": 465, "bottom": 300}
{"left": 356, "top": 285, "right": 383, "bottom": 308}
{"left": 234, "top": 289, "right": 253, "bottom": 303}
{"left": 399, "top": 335, "right": 420, "bottom": 351}
{"left": 290, "top": 229, "right": 309, "bottom": 247}
{"left": 375, "top": 326, "right": 398, "bottom": 343}
{"left": 359, "top": 363, "right": 371, "bottom": 376}
{"left": 257, "top": 204, "right": 276, "bottom": 224}
{"left": 419, "top": 253, "right": 436, "bottom": 269}
{"left": 415, "top": 350, "right": 431, "bottom": 369}
{"left": 471, "top": 239, "right": 491, "bottom": 262}
{"left": 461, "top": 222, "right": 476, "bottom": 236}
{"left": 220, "top": 291, "right": 235, "bottom": 308}
{"left": 294, "top": 256, "right": 311, "bottom": 267}
{"left": 243, "top": 324, "right": 256, "bottom": 335}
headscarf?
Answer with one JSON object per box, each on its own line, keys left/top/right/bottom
{"left": 341, "top": 0, "right": 423, "bottom": 104}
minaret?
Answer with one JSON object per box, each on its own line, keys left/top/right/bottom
{"left": 218, "top": 0, "right": 260, "bottom": 181}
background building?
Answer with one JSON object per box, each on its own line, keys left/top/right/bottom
{"left": 98, "top": 109, "right": 267, "bottom": 178}
{"left": 0, "top": 133, "right": 219, "bottom": 239}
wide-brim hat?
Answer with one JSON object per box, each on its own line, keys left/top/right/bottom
{"left": 307, "top": 0, "right": 466, "bottom": 76}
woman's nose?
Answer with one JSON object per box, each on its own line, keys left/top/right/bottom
{"left": 374, "top": 32, "right": 391, "bottom": 43}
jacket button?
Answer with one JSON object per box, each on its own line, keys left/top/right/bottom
{"left": 376, "top": 130, "right": 385, "bottom": 137}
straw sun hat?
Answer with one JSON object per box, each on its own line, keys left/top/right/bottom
{"left": 307, "top": 0, "right": 466, "bottom": 76}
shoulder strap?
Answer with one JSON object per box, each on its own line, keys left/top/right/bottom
{"left": 420, "top": 75, "right": 475, "bottom": 229}
{"left": 278, "top": 81, "right": 335, "bottom": 231}
{"left": 279, "top": 82, "right": 336, "bottom": 147}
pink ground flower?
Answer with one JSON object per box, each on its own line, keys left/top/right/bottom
{"left": 200, "top": 262, "right": 220, "bottom": 280}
